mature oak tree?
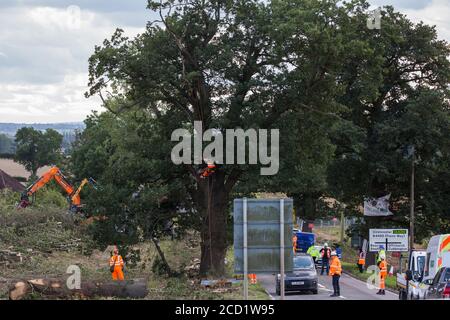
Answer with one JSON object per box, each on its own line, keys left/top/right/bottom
{"left": 82, "top": 0, "right": 366, "bottom": 275}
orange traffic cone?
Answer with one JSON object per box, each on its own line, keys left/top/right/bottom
{"left": 389, "top": 266, "right": 394, "bottom": 276}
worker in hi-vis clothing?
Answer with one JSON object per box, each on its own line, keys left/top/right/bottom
{"left": 377, "top": 255, "right": 387, "bottom": 295}
{"left": 329, "top": 251, "right": 342, "bottom": 297}
{"left": 110, "top": 246, "right": 125, "bottom": 281}
{"left": 357, "top": 247, "right": 365, "bottom": 273}
{"left": 376, "top": 245, "right": 386, "bottom": 264}
{"left": 307, "top": 244, "right": 320, "bottom": 264}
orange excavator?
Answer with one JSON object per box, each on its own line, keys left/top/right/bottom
{"left": 18, "top": 166, "right": 97, "bottom": 213}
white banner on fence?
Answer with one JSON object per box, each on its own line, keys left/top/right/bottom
{"left": 364, "top": 194, "right": 393, "bottom": 216}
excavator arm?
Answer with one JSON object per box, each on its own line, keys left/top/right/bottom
{"left": 19, "top": 167, "right": 75, "bottom": 208}
{"left": 18, "top": 167, "right": 95, "bottom": 213}
{"left": 70, "top": 177, "right": 97, "bottom": 207}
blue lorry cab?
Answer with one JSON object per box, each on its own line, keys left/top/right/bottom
{"left": 295, "top": 232, "right": 316, "bottom": 253}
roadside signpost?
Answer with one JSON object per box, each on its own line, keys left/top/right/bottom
{"left": 234, "top": 198, "right": 294, "bottom": 300}
{"left": 369, "top": 229, "right": 409, "bottom": 252}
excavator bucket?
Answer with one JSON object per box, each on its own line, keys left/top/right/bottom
{"left": 17, "top": 199, "right": 30, "bottom": 209}
{"left": 17, "top": 192, "right": 31, "bottom": 209}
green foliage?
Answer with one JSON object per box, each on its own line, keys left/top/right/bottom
{"left": 72, "top": 113, "right": 198, "bottom": 250}
{"left": 33, "top": 185, "right": 70, "bottom": 209}
{"left": 0, "top": 186, "right": 68, "bottom": 213}
{"left": 0, "top": 189, "right": 20, "bottom": 211}
{"left": 13, "top": 176, "right": 28, "bottom": 183}
{"left": 323, "top": 4, "right": 450, "bottom": 240}
{"left": 152, "top": 256, "right": 172, "bottom": 276}
{"left": 73, "top": 0, "right": 450, "bottom": 273}
{"left": 14, "top": 127, "right": 63, "bottom": 177}
{"left": 0, "top": 133, "right": 14, "bottom": 154}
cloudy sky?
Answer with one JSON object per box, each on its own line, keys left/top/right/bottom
{"left": 0, "top": 0, "right": 449, "bottom": 123}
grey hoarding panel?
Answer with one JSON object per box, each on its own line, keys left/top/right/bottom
{"left": 233, "top": 199, "right": 293, "bottom": 224}
{"left": 233, "top": 198, "right": 294, "bottom": 274}
{"left": 234, "top": 248, "right": 294, "bottom": 273}
{"left": 234, "top": 223, "right": 292, "bottom": 248}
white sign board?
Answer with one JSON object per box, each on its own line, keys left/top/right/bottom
{"left": 369, "top": 229, "right": 409, "bottom": 252}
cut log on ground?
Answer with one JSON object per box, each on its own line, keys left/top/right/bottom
{"left": 9, "top": 278, "right": 148, "bottom": 300}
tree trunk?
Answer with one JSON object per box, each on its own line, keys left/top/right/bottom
{"left": 195, "top": 171, "right": 230, "bottom": 277}
{"left": 9, "top": 278, "right": 148, "bottom": 300}
{"left": 151, "top": 237, "right": 174, "bottom": 276}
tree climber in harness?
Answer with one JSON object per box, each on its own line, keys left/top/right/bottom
{"left": 198, "top": 161, "right": 216, "bottom": 179}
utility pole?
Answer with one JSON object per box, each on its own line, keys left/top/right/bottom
{"left": 340, "top": 207, "right": 345, "bottom": 244}
{"left": 409, "top": 148, "right": 415, "bottom": 251}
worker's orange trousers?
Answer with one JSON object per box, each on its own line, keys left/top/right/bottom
{"left": 379, "top": 274, "right": 385, "bottom": 290}
{"left": 112, "top": 267, "right": 124, "bottom": 281}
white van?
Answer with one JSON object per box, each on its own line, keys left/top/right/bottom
{"left": 423, "top": 234, "right": 450, "bottom": 282}
{"left": 396, "top": 250, "right": 427, "bottom": 299}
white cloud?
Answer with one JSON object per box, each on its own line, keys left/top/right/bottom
{"left": 370, "top": 0, "right": 450, "bottom": 41}
{"left": 0, "top": 2, "right": 148, "bottom": 123}
{"left": 0, "top": 74, "right": 103, "bottom": 122}
{"left": 402, "top": 0, "right": 450, "bottom": 41}
{"left": 0, "top": 1, "right": 449, "bottom": 123}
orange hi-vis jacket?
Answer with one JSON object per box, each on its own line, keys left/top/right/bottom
{"left": 379, "top": 260, "right": 387, "bottom": 277}
{"left": 200, "top": 164, "right": 216, "bottom": 178}
{"left": 110, "top": 255, "right": 124, "bottom": 268}
{"left": 329, "top": 257, "right": 342, "bottom": 276}
{"left": 110, "top": 254, "right": 125, "bottom": 281}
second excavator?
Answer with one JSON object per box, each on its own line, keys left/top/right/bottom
{"left": 18, "top": 166, "right": 97, "bottom": 213}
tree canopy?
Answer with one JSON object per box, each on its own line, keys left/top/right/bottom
{"left": 15, "top": 127, "right": 63, "bottom": 178}
{"left": 72, "top": 0, "right": 450, "bottom": 274}
{"left": 0, "top": 134, "right": 14, "bottom": 154}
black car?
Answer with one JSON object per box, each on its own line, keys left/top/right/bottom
{"left": 425, "top": 267, "right": 450, "bottom": 299}
{"left": 275, "top": 253, "right": 318, "bottom": 295}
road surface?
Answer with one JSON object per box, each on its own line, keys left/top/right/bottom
{"left": 258, "top": 272, "right": 398, "bottom": 300}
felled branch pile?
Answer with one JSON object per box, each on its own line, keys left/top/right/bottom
{"left": 0, "top": 250, "right": 23, "bottom": 266}
{"left": 55, "top": 238, "right": 82, "bottom": 252}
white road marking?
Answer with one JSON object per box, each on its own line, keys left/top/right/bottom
{"left": 264, "top": 288, "right": 275, "bottom": 300}
{"left": 318, "top": 282, "right": 333, "bottom": 292}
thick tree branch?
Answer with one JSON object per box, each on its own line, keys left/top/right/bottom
{"left": 99, "top": 91, "right": 139, "bottom": 115}
{"left": 185, "top": 164, "right": 203, "bottom": 185}
{"left": 225, "top": 167, "right": 243, "bottom": 194}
